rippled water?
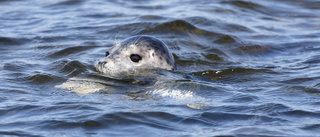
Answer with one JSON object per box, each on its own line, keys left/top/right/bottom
{"left": 1, "top": 0, "right": 320, "bottom": 136}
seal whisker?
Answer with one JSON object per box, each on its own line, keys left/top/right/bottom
{"left": 133, "top": 35, "right": 143, "bottom": 45}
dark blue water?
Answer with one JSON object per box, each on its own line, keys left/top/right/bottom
{"left": 1, "top": 0, "right": 320, "bottom": 136}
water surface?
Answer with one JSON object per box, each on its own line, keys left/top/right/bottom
{"left": 1, "top": 0, "right": 320, "bottom": 136}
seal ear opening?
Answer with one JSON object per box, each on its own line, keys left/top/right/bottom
{"left": 130, "top": 54, "right": 142, "bottom": 62}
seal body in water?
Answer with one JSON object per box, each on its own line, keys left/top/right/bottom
{"left": 57, "top": 36, "right": 206, "bottom": 108}
{"left": 96, "top": 35, "right": 176, "bottom": 76}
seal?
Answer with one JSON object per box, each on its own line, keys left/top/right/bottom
{"left": 96, "top": 35, "right": 176, "bottom": 76}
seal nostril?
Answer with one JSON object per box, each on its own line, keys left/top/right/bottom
{"left": 98, "top": 61, "right": 107, "bottom": 66}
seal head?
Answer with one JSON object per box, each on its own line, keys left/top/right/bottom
{"left": 96, "top": 36, "right": 175, "bottom": 76}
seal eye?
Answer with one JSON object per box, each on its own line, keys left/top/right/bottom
{"left": 106, "top": 51, "right": 110, "bottom": 57}
{"left": 130, "top": 54, "right": 142, "bottom": 63}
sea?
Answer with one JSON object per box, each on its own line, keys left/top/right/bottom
{"left": 1, "top": 0, "right": 320, "bottom": 136}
